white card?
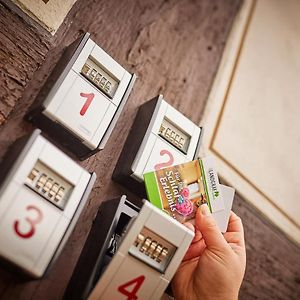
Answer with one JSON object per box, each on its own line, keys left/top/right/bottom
{"left": 200, "top": 156, "right": 225, "bottom": 213}
{"left": 212, "top": 184, "right": 235, "bottom": 232}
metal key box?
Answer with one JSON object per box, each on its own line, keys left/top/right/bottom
{"left": 64, "top": 196, "right": 140, "bottom": 300}
{"left": 27, "top": 32, "right": 136, "bottom": 160}
{"left": 113, "top": 95, "right": 203, "bottom": 197}
{"left": 64, "top": 196, "right": 194, "bottom": 300}
{"left": 88, "top": 198, "right": 194, "bottom": 300}
{"left": 0, "top": 129, "right": 96, "bottom": 278}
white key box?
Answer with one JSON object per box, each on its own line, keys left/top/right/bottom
{"left": 113, "top": 95, "right": 203, "bottom": 197}
{"left": 0, "top": 130, "right": 96, "bottom": 278}
{"left": 87, "top": 197, "right": 194, "bottom": 300}
{"left": 27, "top": 33, "right": 136, "bottom": 160}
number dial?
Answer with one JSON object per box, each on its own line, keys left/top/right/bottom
{"left": 0, "top": 188, "right": 61, "bottom": 270}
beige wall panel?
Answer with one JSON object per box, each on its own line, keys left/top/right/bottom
{"left": 201, "top": 0, "right": 300, "bottom": 244}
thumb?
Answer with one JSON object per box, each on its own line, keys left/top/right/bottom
{"left": 196, "top": 204, "right": 228, "bottom": 251}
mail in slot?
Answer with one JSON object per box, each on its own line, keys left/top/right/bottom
{"left": 113, "top": 95, "right": 203, "bottom": 197}
{"left": 27, "top": 32, "right": 136, "bottom": 160}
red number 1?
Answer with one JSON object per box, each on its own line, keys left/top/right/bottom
{"left": 118, "top": 275, "right": 145, "bottom": 300}
{"left": 79, "top": 92, "right": 95, "bottom": 116}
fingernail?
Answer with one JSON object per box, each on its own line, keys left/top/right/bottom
{"left": 201, "top": 204, "right": 211, "bottom": 215}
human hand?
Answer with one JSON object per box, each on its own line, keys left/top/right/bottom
{"left": 172, "top": 204, "right": 246, "bottom": 300}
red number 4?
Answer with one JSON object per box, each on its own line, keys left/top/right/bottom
{"left": 118, "top": 275, "right": 145, "bottom": 300}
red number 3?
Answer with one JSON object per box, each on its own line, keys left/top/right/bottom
{"left": 118, "top": 275, "right": 145, "bottom": 300}
{"left": 14, "top": 205, "right": 43, "bottom": 239}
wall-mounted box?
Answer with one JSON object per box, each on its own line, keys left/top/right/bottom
{"left": 64, "top": 196, "right": 193, "bottom": 300}
{"left": 88, "top": 197, "right": 194, "bottom": 300}
{"left": 0, "top": 129, "right": 96, "bottom": 278}
{"left": 64, "top": 196, "right": 140, "bottom": 300}
{"left": 113, "top": 95, "right": 203, "bottom": 197}
{"left": 27, "top": 32, "right": 136, "bottom": 160}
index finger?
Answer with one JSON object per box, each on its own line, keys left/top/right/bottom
{"left": 227, "top": 211, "right": 244, "bottom": 236}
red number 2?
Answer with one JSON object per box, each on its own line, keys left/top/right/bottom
{"left": 154, "top": 149, "right": 174, "bottom": 170}
{"left": 14, "top": 205, "right": 43, "bottom": 239}
{"left": 118, "top": 275, "right": 145, "bottom": 300}
{"left": 79, "top": 92, "right": 95, "bottom": 116}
